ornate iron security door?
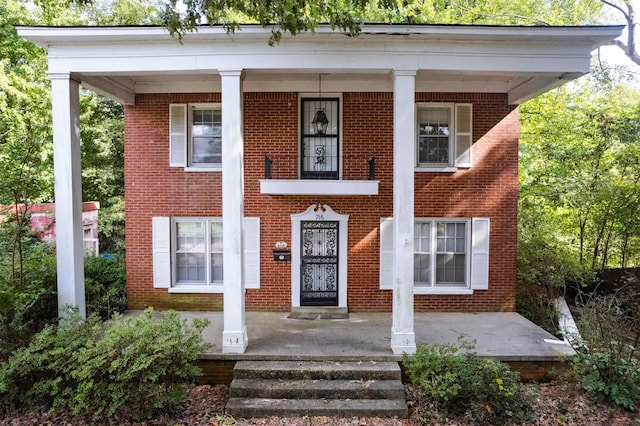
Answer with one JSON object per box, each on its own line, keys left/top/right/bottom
{"left": 300, "top": 221, "right": 339, "bottom": 306}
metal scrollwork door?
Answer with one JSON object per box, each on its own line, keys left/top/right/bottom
{"left": 300, "top": 221, "right": 339, "bottom": 306}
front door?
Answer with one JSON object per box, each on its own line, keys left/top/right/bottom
{"left": 300, "top": 220, "right": 339, "bottom": 306}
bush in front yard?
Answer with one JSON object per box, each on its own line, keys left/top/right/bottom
{"left": 0, "top": 308, "right": 211, "bottom": 420}
{"left": 403, "top": 340, "right": 532, "bottom": 424}
{"left": 570, "top": 287, "right": 640, "bottom": 411}
{"left": 84, "top": 254, "right": 126, "bottom": 320}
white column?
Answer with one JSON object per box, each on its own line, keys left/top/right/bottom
{"left": 220, "top": 70, "right": 248, "bottom": 353}
{"left": 50, "top": 73, "right": 85, "bottom": 318}
{"left": 391, "top": 70, "right": 417, "bottom": 355}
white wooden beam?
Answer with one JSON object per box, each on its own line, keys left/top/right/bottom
{"left": 507, "top": 74, "right": 580, "bottom": 104}
{"left": 81, "top": 75, "right": 136, "bottom": 105}
{"left": 221, "top": 69, "right": 248, "bottom": 354}
{"left": 50, "top": 73, "right": 86, "bottom": 318}
{"left": 390, "top": 69, "right": 416, "bottom": 355}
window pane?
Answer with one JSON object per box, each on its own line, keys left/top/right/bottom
{"left": 193, "top": 109, "right": 221, "bottom": 136}
{"left": 211, "top": 253, "right": 223, "bottom": 283}
{"left": 176, "top": 222, "right": 205, "bottom": 252}
{"left": 210, "top": 222, "right": 223, "bottom": 252}
{"left": 435, "top": 253, "right": 466, "bottom": 286}
{"left": 192, "top": 137, "right": 221, "bottom": 164}
{"left": 414, "top": 253, "right": 431, "bottom": 285}
{"left": 176, "top": 253, "right": 205, "bottom": 283}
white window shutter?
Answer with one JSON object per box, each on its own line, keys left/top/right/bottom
{"left": 243, "top": 217, "right": 260, "bottom": 289}
{"left": 379, "top": 218, "right": 394, "bottom": 290}
{"left": 169, "top": 104, "right": 187, "bottom": 167}
{"left": 152, "top": 217, "right": 171, "bottom": 288}
{"left": 470, "top": 218, "right": 490, "bottom": 290}
{"left": 454, "top": 103, "right": 473, "bottom": 168}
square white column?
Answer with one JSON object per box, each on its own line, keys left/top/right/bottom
{"left": 50, "top": 73, "right": 86, "bottom": 318}
{"left": 391, "top": 70, "right": 417, "bottom": 355}
{"left": 220, "top": 70, "right": 248, "bottom": 354}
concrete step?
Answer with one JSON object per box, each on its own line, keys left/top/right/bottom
{"left": 225, "top": 397, "right": 408, "bottom": 418}
{"left": 233, "top": 360, "right": 401, "bottom": 381}
{"left": 229, "top": 378, "right": 405, "bottom": 400}
{"left": 226, "top": 360, "right": 408, "bottom": 419}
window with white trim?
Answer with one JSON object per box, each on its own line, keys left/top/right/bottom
{"left": 379, "top": 217, "right": 489, "bottom": 293}
{"left": 416, "top": 103, "right": 472, "bottom": 169}
{"left": 173, "top": 218, "right": 223, "bottom": 286}
{"left": 169, "top": 103, "right": 222, "bottom": 169}
{"left": 414, "top": 219, "right": 469, "bottom": 288}
{"left": 152, "top": 216, "right": 261, "bottom": 292}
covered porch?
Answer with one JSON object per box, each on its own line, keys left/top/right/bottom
{"left": 17, "top": 23, "right": 621, "bottom": 357}
{"left": 137, "top": 310, "right": 575, "bottom": 360}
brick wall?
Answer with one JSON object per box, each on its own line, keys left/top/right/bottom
{"left": 124, "top": 91, "right": 517, "bottom": 312}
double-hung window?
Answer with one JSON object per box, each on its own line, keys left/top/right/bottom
{"left": 152, "top": 216, "right": 261, "bottom": 292}
{"left": 300, "top": 97, "right": 340, "bottom": 179}
{"left": 416, "top": 103, "right": 472, "bottom": 170}
{"left": 379, "top": 217, "right": 489, "bottom": 293}
{"left": 173, "top": 218, "right": 223, "bottom": 286}
{"left": 169, "top": 103, "right": 222, "bottom": 170}
{"left": 414, "top": 219, "right": 469, "bottom": 288}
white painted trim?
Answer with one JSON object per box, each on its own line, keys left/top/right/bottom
{"left": 260, "top": 179, "right": 379, "bottom": 195}
{"left": 168, "top": 286, "right": 224, "bottom": 294}
{"left": 184, "top": 167, "right": 222, "bottom": 172}
{"left": 291, "top": 204, "right": 349, "bottom": 309}
{"left": 415, "top": 167, "right": 458, "bottom": 173}
{"left": 414, "top": 288, "right": 474, "bottom": 295}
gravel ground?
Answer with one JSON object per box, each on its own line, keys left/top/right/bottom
{"left": 1, "top": 383, "right": 639, "bottom": 425}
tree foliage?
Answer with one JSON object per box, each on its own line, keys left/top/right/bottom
{"left": 520, "top": 68, "right": 640, "bottom": 279}
{"left": 161, "top": 0, "right": 605, "bottom": 44}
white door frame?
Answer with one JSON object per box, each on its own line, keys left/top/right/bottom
{"left": 291, "top": 204, "right": 348, "bottom": 308}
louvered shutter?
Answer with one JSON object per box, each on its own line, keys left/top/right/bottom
{"left": 379, "top": 218, "right": 394, "bottom": 290}
{"left": 243, "top": 217, "right": 260, "bottom": 289}
{"left": 470, "top": 217, "right": 490, "bottom": 290}
{"left": 169, "top": 104, "right": 187, "bottom": 167}
{"left": 152, "top": 217, "right": 171, "bottom": 288}
{"left": 454, "top": 103, "right": 473, "bottom": 168}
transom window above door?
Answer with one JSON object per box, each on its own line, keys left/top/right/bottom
{"left": 300, "top": 98, "right": 340, "bottom": 179}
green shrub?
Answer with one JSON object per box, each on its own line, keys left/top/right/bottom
{"left": 571, "top": 289, "right": 640, "bottom": 411}
{"left": 403, "top": 340, "right": 531, "bottom": 424}
{"left": 0, "top": 237, "right": 57, "bottom": 356}
{"left": 84, "top": 254, "right": 126, "bottom": 320}
{"left": 0, "top": 308, "right": 211, "bottom": 420}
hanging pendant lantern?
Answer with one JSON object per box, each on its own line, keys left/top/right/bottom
{"left": 312, "top": 73, "right": 329, "bottom": 135}
{"left": 312, "top": 109, "right": 329, "bottom": 135}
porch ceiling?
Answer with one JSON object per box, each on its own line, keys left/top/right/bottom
{"left": 18, "top": 24, "right": 623, "bottom": 105}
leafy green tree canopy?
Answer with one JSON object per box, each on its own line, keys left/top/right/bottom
{"left": 161, "top": 0, "right": 605, "bottom": 44}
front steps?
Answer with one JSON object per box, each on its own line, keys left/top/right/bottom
{"left": 225, "top": 360, "right": 408, "bottom": 418}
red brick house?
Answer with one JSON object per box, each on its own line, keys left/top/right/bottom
{"left": 18, "top": 24, "right": 621, "bottom": 354}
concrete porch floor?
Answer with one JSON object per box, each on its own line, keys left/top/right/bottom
{"left": 141, "top": 311, "right": 575, "bottom": 362}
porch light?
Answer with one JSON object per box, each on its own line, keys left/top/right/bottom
{"left": 312, "top": 109, "right": 329, "bottom": 135}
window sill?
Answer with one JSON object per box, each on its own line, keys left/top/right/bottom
{"left": 414, "top": 287, "right": 474, "bottom": 295}
{"left": 184, "top": 166, "right": 221, "bottom": 172}
{"left": 415, "top": 166, "right": 459, "bottom": 173}
{"left": 168, "top": 286, "right": 224, "bottom": 294}
{"left": 260, "top": 179, "right": 379, "bottom": 195}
